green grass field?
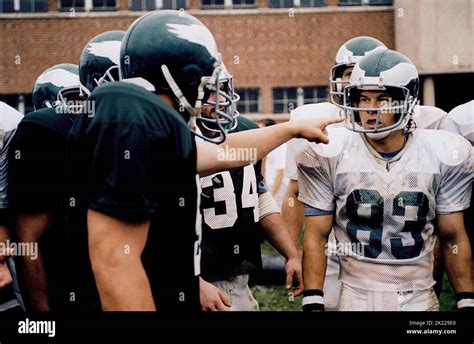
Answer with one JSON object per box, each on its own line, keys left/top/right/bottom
{"left": 254, "top": 242, "right": 457, "bottom": 311}
{"left": 251, "top": 274, "right": 456, "bottom": 311}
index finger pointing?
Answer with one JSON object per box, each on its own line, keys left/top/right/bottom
{"left": 320, "top": 116, "right": 344, "bottom": 129}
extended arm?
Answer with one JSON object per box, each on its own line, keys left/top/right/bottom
{"left": 197, "top": 117, "right": 343, "bottom": 177}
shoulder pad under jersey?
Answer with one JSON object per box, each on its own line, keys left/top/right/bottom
{"left": 0, "top": 101, "right": 23, "bottom": 132}
{"left": 412, "top": 105, "right": 447, "bottom": 130}
{"left": 418, "top": 129, "right": 471, "bottom": 166}
{"left": 303, "top": 127, "right": 350, "bottom": 159}
{"left": 290, "top": 102, "right": 341, "bottom": 121}
{"left": 442, "top": 101, "right": 474, "bottom": 144}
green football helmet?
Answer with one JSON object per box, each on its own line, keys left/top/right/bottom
{"left": 341, "top": 49, "right": 419, "bottom": 140}
{"left": 32, "top": 63, "right": 85, "bottom": 111}
{"left": 120, "top": 10, "right": 233, "bottom": 143}
{"left": 330, "top": 36, "right": 387, "bottom": 106}
{"left": 79, "top": 30, "right": 125, "bottom": 94}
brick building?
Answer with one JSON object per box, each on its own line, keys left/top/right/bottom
{"left": 0, "top": 0, "right": 396, "bottom": 117}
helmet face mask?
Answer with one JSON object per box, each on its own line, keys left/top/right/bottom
{"left": 342, "top": 85, "right": 416, "bottom": 136}
{"left": 196, "top": 65, "right": 240, "bottom": 142}
{"left": 340, "top": 49, "right": 420, "bottom": 140}
{"left": 330, "top": 63, "right": 355, "bottom": 105}
{"left": 94, "top": 65, "right": 120, "bottom": 88}
{"left": 57, "top": 85, "right": 89, "bottom": 114}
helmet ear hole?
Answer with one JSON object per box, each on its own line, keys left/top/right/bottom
{"left": 182, "top": 65, "right": 202, "bottom": 86}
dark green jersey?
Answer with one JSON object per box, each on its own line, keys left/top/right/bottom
{"left": 8, "top": 107, "right": 74, "bottom": 311}
{"left": 200, "top": 116, "right": 266, "bottom": 282}
{"left": 66, "top": 82, "right": 200, "bottom": 312}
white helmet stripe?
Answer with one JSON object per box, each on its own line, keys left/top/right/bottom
{"left": 36, "top": 69, "right": 80, "bottom": 88}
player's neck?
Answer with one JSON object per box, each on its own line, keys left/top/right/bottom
{"left": 158, "top": 93, "right": 176, "bottom": 110}
{"left": 365, "top": 130, "right": 406, "bottom": 154}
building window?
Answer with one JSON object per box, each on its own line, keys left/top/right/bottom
{"left": 19, "top": 0, "right": 47, "bottom": 12}
{"left": 0, "top": 0, "right": 48, "bottom": 12}
{"left": 303, "top": 86, "right": 327, "bottom": 104}
{"left": 0, "top": 1, "right": 15, "bottom": 12}
{"left": 337, "top": 0, "right": 362, "bottom": 5}
{"left": 92, "top": 0, "right": 116, "bottom": 10}
{"left": 269, "top": 0, "right": 293, "bottom": 8}
{"left": 273, "top": 88, "right": 298, "bottom": 113}
{"left": 338, "top": 0, "right": 392, "bottom": 5}
{"left": 300, "top": 0, "right": 324, "bottom": 7}
{"left": 232, "top": 0, "right": 256, "bottom": 8}
{"left": 236, "top": 88, "right": 260, "bottom": 114}
{"left": 60, "top": 0, "right": 86, "bottom": 11}
{"left": 201, "top": 0, "right": 225, "bottom": 9}
{"left": 130, "top": 0, "right": 155, "bottom": 10}
{"left": 162, "top": 0, "right": 187, "bottom": 9}
{"left": 273, "top": 87, "right": 327, "bottom": 113}
{"left": 368, "top": 0, "right": 392, "bottom": 5}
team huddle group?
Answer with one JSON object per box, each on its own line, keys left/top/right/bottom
{"left": 0, "top": 9, "right": 472, "bottom": 313}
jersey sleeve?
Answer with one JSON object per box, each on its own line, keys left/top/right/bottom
{"left": 296, "top": 146, "right": 336, "bottom": 212}
{"left": 284, "top": 138, "right": 299, "bottom": 180}
{"left": 80, "top": 88, "right": 164, "bottom": 221}
{"left": 436, "top": 146, "right": 473, "bottom": 214}
{"left": 85, "top": 119, "right": 158, "bottom": 221}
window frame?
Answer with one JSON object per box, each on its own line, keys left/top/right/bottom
{"left": 59, "top": 0, "right": 86, "bottom": 11}
{"left": 91, "top": 0, "right": 117, "bottom": 11}
{"left": 236, "top": 88, "right": 260, "bottom": 114}
{"left": 200, "top": 0, "right": 226, "bottom": 10}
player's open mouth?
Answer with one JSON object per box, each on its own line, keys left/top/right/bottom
{"left": 364, "top": 119, "right": 379, "bottom": 128}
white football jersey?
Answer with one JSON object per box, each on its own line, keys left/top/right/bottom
{"left": 412, "top": 105, "right": 447, "bottom": 130}
{"left": 0, "top": 102, "right": 23, "bottom": 209}
{"left": 440, "top": 100, "right": 473, "bottom": 145}
{"left": 285, "top": 102, "right": 342, "bottom": 180}
{"left": 297, "top": 128, "right": 472, "bottom": 292}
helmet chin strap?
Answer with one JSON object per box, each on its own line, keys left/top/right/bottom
{"left": 161, "top": 64, "right": 198, "bottom": 127}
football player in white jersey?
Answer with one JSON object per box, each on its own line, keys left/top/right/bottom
{"left": 440, "top": 100, "right": 474, "bottom": 292}
{"left": 298, "top": 49, "right": 473, "bottom": 311}
{"left": 441, "top": 101, "right": 474, "bottom": 144}
{"left": 283, "top": 36, "right": 387, "bottom": 310}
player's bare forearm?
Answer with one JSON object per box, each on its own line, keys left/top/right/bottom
{"left": 15, "top": 213, "right": 51, "bottom": 311}
{"left": 437, "top": 212, "right": 473, "bottom": 293}
{"left": 261, "top": 213, "right": 299, "bottom": 260}
{"left": 303, "top": 215, "right": 333, "bottom": 290}
{"left": 197, "top": 117, "right": 343, "bottom": 177}
{"left": 19, "top": 253, "right": 49, "bottom": 311}
{"left": 261, "top": 212, "right": 303, "bottom": 294}
{"left": 88, "top": 209, "right": 155, "bottom": 311}
{"left": 282, "top": 180, "right": 304, "bottom": 252}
